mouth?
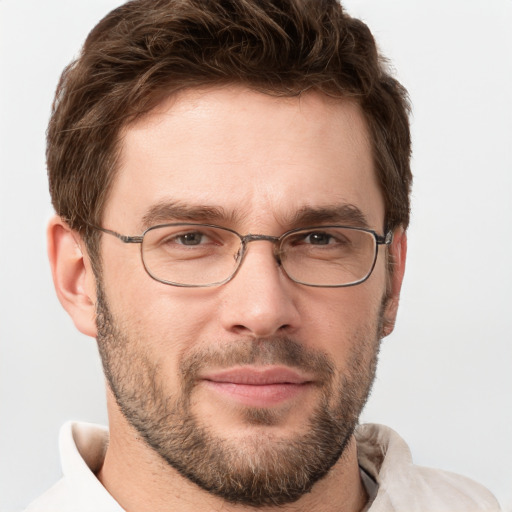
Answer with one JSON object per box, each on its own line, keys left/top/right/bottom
{"left": 199, "top": 366, "right": 315, "bottom": 407}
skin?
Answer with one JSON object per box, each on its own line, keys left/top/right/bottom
{"left": 48, "top": 86, "right": 406, "bottom": 512}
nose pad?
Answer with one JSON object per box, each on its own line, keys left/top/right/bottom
{"left": 273, "top": 245, "right": 283, "bottom": 267}
{"left": 233, "top": 246, "right": 243, "bottom": 264}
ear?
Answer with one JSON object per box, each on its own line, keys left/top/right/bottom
{"left": 381, "top": 227, "right": 407, "bottom": 338}
{"left": 47, "top": 215, "right": 98, "bottom": 338}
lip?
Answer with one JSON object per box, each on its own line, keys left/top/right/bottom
{"left": 201, "top": 366, "right": 313, "bottom": 385}
{"left": 199, "top": 366, "right": 314, "bottom": 407}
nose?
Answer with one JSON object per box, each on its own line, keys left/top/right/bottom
{"left": 218, "top": 240, "right": 301, "bottom": 338}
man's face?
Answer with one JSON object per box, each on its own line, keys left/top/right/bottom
{"left": 94, "top": 87, "right": 400, "bottom": 506}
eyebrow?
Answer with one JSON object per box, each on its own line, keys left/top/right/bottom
{"left": 141, "top": 201, "right": 243, "bottom": 230}
{"left": 287, "top": 204, "right": 371, "bottom": 229}
{"left": 140, "top": 200, "right": 371, "bottom": 231}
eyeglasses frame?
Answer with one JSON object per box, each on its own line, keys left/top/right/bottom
{"left": 90, "top": 223, "right": 393, "bottom": 288}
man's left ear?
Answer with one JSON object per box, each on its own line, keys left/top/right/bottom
{"left": 381, "top": 227, "right": 407, "bottom": 338}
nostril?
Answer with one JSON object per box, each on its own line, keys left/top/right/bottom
{"left": 231, "top": 323, "right": 292, "bottom": 336}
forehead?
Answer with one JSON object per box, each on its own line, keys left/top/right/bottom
{"left": 106, "top": 86, "right": 384, "bottom": 232}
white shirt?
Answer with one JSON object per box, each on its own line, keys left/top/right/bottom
{"left": 25, "top": 422, "right": 501, "bottom": 511}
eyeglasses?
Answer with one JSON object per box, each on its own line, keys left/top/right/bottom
{"left": 92, "top": 223, "right": 393, "bottom": 288}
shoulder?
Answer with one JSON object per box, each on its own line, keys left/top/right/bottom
{"left": 24, "top": 422, "right": 123, "bottom": 512}
{"left": 356, "top": 423, "right": 502, "bottom": 512}
{"left": 24, "top": 479, "right": 77, "bottom": 512}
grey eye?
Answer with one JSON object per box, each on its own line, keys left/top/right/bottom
{"left": 176, "top": 232, "right": 205, "bottom": 245}
{"left": 305, "top": 232, "right": 332, "bottom": 245}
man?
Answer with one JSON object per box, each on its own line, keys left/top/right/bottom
{"left": 26, "top": 0, "right": 501, "bottom": 510}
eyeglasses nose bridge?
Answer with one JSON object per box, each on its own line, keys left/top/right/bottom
{"left": 238, "top": 233, "right": 283, "bottom": 265}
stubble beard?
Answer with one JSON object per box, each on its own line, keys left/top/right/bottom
{"left": 95, "top": 282, "right": 382, "bottom": 507}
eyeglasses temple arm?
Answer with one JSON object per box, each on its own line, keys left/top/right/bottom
{"left": 376, "top": 230, "right": 393, "bottom": 245}
{"left": 93, "top": 226, "right": 143, "bottom": 244}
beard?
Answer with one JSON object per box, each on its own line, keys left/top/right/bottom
{"left": 95, "top": 282, "right": 382, "bottom": 507}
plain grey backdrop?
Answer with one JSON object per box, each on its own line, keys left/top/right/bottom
{"left": 1, "top": 1, "right": 511, "bottom": 511}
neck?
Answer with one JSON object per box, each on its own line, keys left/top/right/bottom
{"left": 97, "top": 395, "right": 368, "bottom": 512}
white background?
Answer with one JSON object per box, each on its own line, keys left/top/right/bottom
{"left": 0, "top": 1, "right": 511, "bottom": 511}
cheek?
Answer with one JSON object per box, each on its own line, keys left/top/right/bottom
{"left": 300, "top": 279, "right": 385, "bottom": 367}
{"left": 102, "top": 256, "right": 217, "bottom": 353}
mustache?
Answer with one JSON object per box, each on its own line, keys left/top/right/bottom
{"left": 179, "top": 337, "right": 336, "bottom": 384}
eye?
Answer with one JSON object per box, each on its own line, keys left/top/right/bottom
{"left": 304, "top": 232, "right": 334, "bottom": 245}
{"left": 285, "top": 229, "right": 352, "bottom": 250}
{"left": 147, "top": 225, "right": 238, "bottom": 254}
{"left": 156, "top": 228, "right": 220, "bottom": 249}
{"left": 174, "top": 231, "right": 208, "bottom": 246}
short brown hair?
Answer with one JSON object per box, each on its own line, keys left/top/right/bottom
{"left": 47, "top": 0, "right": 412, "bottom": 261}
